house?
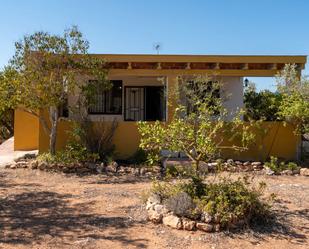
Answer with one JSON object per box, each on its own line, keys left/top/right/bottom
{"left": 14, "top": 54, "right": 307, "bottom": 161}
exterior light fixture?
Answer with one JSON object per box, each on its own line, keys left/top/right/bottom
{"left": 244, "top": 78, "right": 249, "bottom": 87}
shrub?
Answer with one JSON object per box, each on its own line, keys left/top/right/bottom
{"left": 37, "top": 141, "right": 99, "bottom": 165}
{"left": 147, "top": 176, "right": 271, "bottom": 228}
{"left": 265, "top": 156, "right": 300, "bottom": 173}
{"left": 138, "top": 75, "right": 256, "bottom": 174}
{"left": 70, "top": 119, "right": 118, "bottom": 163}
{"left": 127, "top": 149, "right": 149, "bottom": 165}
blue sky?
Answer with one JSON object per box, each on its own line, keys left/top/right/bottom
{"left": 0, "top": 0, "right": 308, "bottom": 91}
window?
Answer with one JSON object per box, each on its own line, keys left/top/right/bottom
{"left": 88, "top": 80, "right": 122, "bottom": 114}
{"left": 124, "top": 86, "right": 166, "bottom": 121}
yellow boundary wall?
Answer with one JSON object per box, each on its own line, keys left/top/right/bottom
{"left": 34, "top": 119, "right": 299, "bottom": 161}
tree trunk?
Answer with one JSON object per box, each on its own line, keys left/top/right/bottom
{"left": 194, "top": 160, "right": 200, "bottom": 175}
{"left": 49, "top": 106, "right": 59, "bottom": 155}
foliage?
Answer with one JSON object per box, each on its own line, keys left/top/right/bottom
{"left": 276, "top": 64, "right": 309, "bottom": 135}
{"left": 127, "top": 149, "right": 149, "bottom": 165}
{"left": 37, "top": 145, "right": 99, "bottom": 165}
{"left": 244, "top": 82, "right": 282, "bottom": 121}
{"left": 0, "top": 109, "right": 14, "bottom": 143}
{"left": 0, "top": 26, "right": 110, "bottom": 154}
{"left": 264, "top": 156, "right": 300, "bottom": 174}
{"left": 148, "top": 176, "right": 271, "bottom": 227}
{"left": 69, "top": 118, "right": 118, "bottom": 163}
{"left": 0, "top": 69, "right": 16, "bottom": 142}
{"left": 138, "top": 75, "right": 255, "bottom": 173}
{"left": 37, "top": 119, "right": 100, "bottom": 164}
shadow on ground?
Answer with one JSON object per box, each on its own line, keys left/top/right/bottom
{"left": 0, "top": 178, "right": 148, "bottom": 248}
{"left": 225, "top": 208, "right": 308, "bottom": 246}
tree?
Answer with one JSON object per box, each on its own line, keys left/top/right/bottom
{"left": 0, "top": 69, "right": 16, "bottom": 142}
{"left": 244, "top": 81, "right": 282, "bottom": 121}
{"left": 276, "top": 64, "right": 309, "bottom": 135}
{"left": 138, "top": 75, "right": 255, "bottom": 172}
{"left": 0, "top": 26, "right": 109, "bottom": 154}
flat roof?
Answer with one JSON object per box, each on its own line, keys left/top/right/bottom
{"left": 94, "top": 54, "right": 307, "bottom": 64}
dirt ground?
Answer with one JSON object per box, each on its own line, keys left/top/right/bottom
{"left": 0, "top": 169, "right": 308, "bottom": 249}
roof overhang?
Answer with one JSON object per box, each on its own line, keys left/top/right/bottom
{"left": 94, "top": 54, "right": 307, "bottom": 77}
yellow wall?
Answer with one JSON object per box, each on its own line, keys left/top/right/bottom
{"left": 36, "top": 119, "right": 300, "bottom": 161}
{"left": 14, "top": 109, "right": 39, "bottom": 150}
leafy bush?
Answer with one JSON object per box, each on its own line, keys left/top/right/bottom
{"left": 127, "top": 149, "right": 149, "bottom": 165}
{"left": 0, "top": 109, "right": 14, "bottom": 143}
{"left": 244, "top": 83, "right": 282, "bottom": 121}
{"left": 71, "top": 119, "right": 117, "bottom": 163}
{"left": 166, "top": 164, "right": 196, "bottom": 178}
{"left": 138, "top": 75, "right": 255, "bottom": 173}
{"left": 37, "top": 141, "right": 99, "bottom": 165}
{"left": 148, "top": 176, "right": 271, "bottom": 227}
{"left": 265, "top": 156, "right": 300, "bottom": 174}
{"left": 38, "top": 126, "right": 100, "bottom": 164}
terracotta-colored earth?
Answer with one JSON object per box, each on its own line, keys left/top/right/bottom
{"left": 0, "top": 168, "right": 308, "bottom": 249}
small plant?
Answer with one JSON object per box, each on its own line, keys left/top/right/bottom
{"left": 265, "top": 156, "right": 300, "bottom": 173}
{"left": 127, "top": 149, "right": 149, "bottom": 165}
{"left": 70, "top": 119, "right": 118, "bottom": 164}
{"left": 146, "top": 176, "right": 271, "bottom": 228}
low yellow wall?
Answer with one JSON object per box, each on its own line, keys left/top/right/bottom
{"left": 37, "top": 120, "right": 300, "bottom": 161}
{"left": 14, "top": 109, "right": 39, "bottom": 151}
{"left": 222, "top": 122, "right": 300, "bottom": 161}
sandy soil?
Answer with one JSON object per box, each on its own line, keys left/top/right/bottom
{"left": 0, "top": 168, "right": 308, "bottom": 249}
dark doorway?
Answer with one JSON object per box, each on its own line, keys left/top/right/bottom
{"left": 124, "top": 86, "right": 165, "bottom": 121}
{"left": 145, "top": 86, "right": 165, "bottom": 121}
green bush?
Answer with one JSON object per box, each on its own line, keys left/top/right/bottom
{"left": 127, "top": 149, "right": 148, "bottom": 165}
{"left": 265, "top": 156, "right": 300, "bottom": 174}
{"left": 148, "top": 176, "right": 271, "bottom": 227}
{"left": 38, "top": 142, "right": 99, "bottom": 165}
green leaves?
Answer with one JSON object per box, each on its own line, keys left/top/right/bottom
{"left": 138, "top": 75, "right": 255, "bottom": 172}
{"left": 276, "top": 64, "right": 309, "bottom": 134}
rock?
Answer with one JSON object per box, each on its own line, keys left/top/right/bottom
{"left": 148, "top": 194, "right": 161, "bottom": 205}
{"left": 10, "top": 164, "right": 17, "bottom": 169}
{"left": 235, "top": 161, "right": 242, "bottom": 165}
{"left": 243, "top": 161, "right": 250, "bottom": 166}
{"left": 146, "top": 200, "right": 155, "bottom": 211}
{"left": 226, "top": 159, "right": 234, "bottom": 165}
{"left": 214, "top": 214, "right": 221, "bottom": 223}
{"left": 164, "top": 192, "right": 194, "bottom": 216}
{"left": 300, "top": 168, "right": 309, "bottom": 176}
{"left": 196, "top": 222, "right": 213, "bottom": 232}
{"left": 292, "top": 168, "right": 300, "bottom": 175}
{"left": 154, "top": 204, "right": 168, "bottom": 215}
{"left": 163, "top": 215, "right": 183, "bottom": 229}
{"left": 281, "top": 169, "right": 293, "bottom": 175}
{"left": 264, "top": 167, "right": 275, "bottom": 175}
{"left": 96, "top": 164, "right": 105, "bottom": 174}
{"left": 15, "top": 162, "right": 28, "bottom": 168}
{"left": 38, "top": 161, "right": 48, "bottom": 170}
{"left": 208, "top": 162, "right": 218, "bottom": 168}
{"left": 140, "top": 168, "right": 147, "bottom": 175}
{"left": 4, "top": 163, "right": 12, "bottom": 169}
{"left": 251, "top": 161, "right": 262, "bottom": 167}
{"left": 152, "top": 166, "right": 161, "bottom": 174}
{"left": 214, "top": 224, "right": 220, "bottom": 232}
{"left": 106, "top": 161, "right": 118, "bottom": 173}
{"left": 182, "top": 218, "right": 196, "bottom": 231}
{"left": 85, "top": 162, "right": 97, "bottom": 170}
{"left": 30, "top": 160, "right": 38, "bottom": 169}
{"left": 148, "top": 209, "right": 163, "bottom": 224}
{"left": 201, "top": 212, "right": 213, "bottom": 223}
